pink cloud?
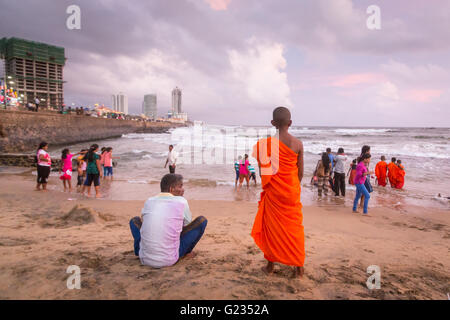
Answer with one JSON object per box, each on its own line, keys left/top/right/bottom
{"left": 204, "top": 0, "right": 231, "bottom": 11}
{"left": 405, "top": 89, "right": 443, "bottom": 103}
{"left": 330, "top": 73, "right": 386, "bottom": 88}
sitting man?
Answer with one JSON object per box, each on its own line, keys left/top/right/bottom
{"left": 129, "top": 174, "right": 207, "bottom": 268}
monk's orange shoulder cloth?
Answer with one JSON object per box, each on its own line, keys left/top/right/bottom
{"left": 251, "top": 137, "right": 305, "bottom": 267}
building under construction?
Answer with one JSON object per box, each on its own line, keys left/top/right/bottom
{"left": 0, "top": 37, "right": 66, "bottom": 108}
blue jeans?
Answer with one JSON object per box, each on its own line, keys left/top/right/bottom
{"left": 104, "top": 166, "right": 113, "bottom": 176}
{"left": 353, "top": 183, "right": 370, "bottom": 214}
{"left": 129, "top": 216, "right": 208, "bottom": 259}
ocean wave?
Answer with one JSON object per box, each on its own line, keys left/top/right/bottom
{"left": 217, "top": 181, "right": 237, "bottom": 187}
{"left": 127, "top": 179, "right": 149, "bottom": 184}
{"left": 334, "top": 128, "right": 391, "bottom": 135}
{"left": 413, "top": 135, "right": 448, "bottom": 140}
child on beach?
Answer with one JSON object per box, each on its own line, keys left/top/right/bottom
{"left": 81, "top": 144, "right": 103, "bottom": 198}
{"left": 103, "top": 147, "right": 119, "bottom": 180}
{"left": 248, "top": 163, "right": 257, "bottom": 186}
{"left": 100, "top": 147, "right": 107, "bottom": 173}
{"left": 76, "top": 149, "right": 88, "bottom": 192}
{"left": 251, "top": 106, "right": 305, "bottom": 278}
{"left": 234, "top": 156, "right": 242, "bottom": 188}
{"left": 347, "top": 159, "right": 357, "bottom": 185}
{"left": 353, "top": 153, "right": 373, "bottom": 215}
{"left": 59, "top": 149, "right": 85, "bottom": 192}
{"left": 237, "top": 154, "right": 250, "bottom": 191}
{"left": 314, "top": 152, "right": 331, "bottom": 197}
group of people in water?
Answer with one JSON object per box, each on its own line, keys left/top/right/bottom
{"left": 311, "top": 145, "right": 406, "bottom": 215}
{"left": 35, "top": 142, "right": 119, "bottom": 198}
{"left": 234, "top": 154, "right": 257, "bottom": 190}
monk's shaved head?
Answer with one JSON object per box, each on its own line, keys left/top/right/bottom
{"left": 272, "top": 106, "right": 291, "bottom": 128}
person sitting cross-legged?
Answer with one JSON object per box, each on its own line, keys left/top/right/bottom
{"left": 129, "top": 174, "right": 207, "bottom": 268}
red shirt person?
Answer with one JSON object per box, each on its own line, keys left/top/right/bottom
{"left": 395, "top": 160, "right": 406, "bottom": 189}
{"left": 387, "top": 157, "right": 398, "bottom": 188}
{"left": 375, "top": 156, "right": 388, "bottom": 187}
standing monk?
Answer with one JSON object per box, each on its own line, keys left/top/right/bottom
{"left": 387, "top": 157, "right": 397, "bottom": 188}
{"left": 375, "top": 156, "right": 388, "bottom": 187}
{"left": 395, "top": 160, "right": 405, "bottom": 189}
{"left": 251, "top": 106, "right": 305, "bottom": 278}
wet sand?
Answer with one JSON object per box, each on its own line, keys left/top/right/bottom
{"left": 0, "top": 174, "right": 449, "bottom": 300}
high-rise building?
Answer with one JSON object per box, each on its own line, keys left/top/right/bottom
{"left": 142, "top": 94, "right": 157, "bottom": 120}
{"left": 111, "top": 92, "right": 128, "bottom": 114}
{"left": 171, "top": 87, "right": 182, "bottom": 115}
{"left": 0, "top": 37, "right": 66, "bottom": 108}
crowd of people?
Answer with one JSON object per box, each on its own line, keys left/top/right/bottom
{"left": 310, "top": 145, "right": 406, "bottom": 215}
{"left": 35, "top": 142, "right": 119, "bottom": 198}
{"left": 234, "top": 154, "right": 257, "bottom": 191}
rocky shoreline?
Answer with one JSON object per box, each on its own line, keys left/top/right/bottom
{"left": 0, "top": 153, "right": 62, "bottom": 170}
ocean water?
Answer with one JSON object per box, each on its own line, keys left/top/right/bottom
{"left": 49, "top": 124, "right": 450, "bottom": 211}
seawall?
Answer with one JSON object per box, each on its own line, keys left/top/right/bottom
{"left": 0, "top": 110, "right": 185, "bottom": 153}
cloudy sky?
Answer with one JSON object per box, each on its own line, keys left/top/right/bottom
{"left": 1, "top": 0, "right": 449, "bottom": 126}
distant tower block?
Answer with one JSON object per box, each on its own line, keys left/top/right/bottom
{"left": 111, "top": 92, "right": 128, "bottom": 114}
{"left": 142, "top": 94, "right": 157, "bottom": 120}
{"left": 171, "top": 87, "right": 182, "bottom": 115}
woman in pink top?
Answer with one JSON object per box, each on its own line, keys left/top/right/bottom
{"left": 36, "top": 141, "right": 51, "bottom": 191}
{"left": 237, "top": 154, "right": 250, "bottom": 191}
{"left": 59, "top": 148, "right": 85, "bottom": 192}
{"left": 352, "top": 153, "right": 374, "bottom": 215}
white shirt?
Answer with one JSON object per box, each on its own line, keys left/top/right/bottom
{"left": 334, "top": 154, "right": 347, "bottom": 174}
{"left": 167, "top": 150, "right": 177, "bottom": 166}
{"left": 35, "top": 98, "right": 40, "bottom": 104}
{"left": 139, "top": 193, "right": 192, "bottom": 268}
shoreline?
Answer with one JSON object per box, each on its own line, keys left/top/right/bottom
{"left": 2, "top": 165, "right": 448, "bottom": 213}
{"left": 0, "top": 174, "right": 449, "bottom": 299}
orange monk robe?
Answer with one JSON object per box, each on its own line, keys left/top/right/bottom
{"left": 375, "top": 161, "right": 388, "bottom": 187}
{"left": 251, "top": 137, "right": 305, "bottom": 267}
{"left": 387, "top": 162, "right": 398, "bottom": 188}
{"left": 395, "top": 165, "right": 405, "bottom": 189}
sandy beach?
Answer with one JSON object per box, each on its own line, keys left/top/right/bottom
{"left": 0, "top": 173, "right": 448, "bottom": 300}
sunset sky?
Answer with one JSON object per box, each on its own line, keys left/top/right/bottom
{"left": 1, "top": 0, "right": 449, "bottom": 126}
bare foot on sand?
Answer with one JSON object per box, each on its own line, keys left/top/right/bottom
{"left": 362, "top": 213, "right": 371, "bottom": 217}
{"left": 292, "top": 266, "right": 304, "bottom": 278}
{"left": 95, "top": 194, "right": 102, "bottom": 198}
{"left": 353, "top": 210, "right": 360, "bottom": 213}
{"left": 262, "top": 261, "right": 274, "bottom": 275}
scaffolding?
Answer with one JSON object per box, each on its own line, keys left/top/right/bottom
{"left": 0, "top": 37, "right": 66, "bottom": 109}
